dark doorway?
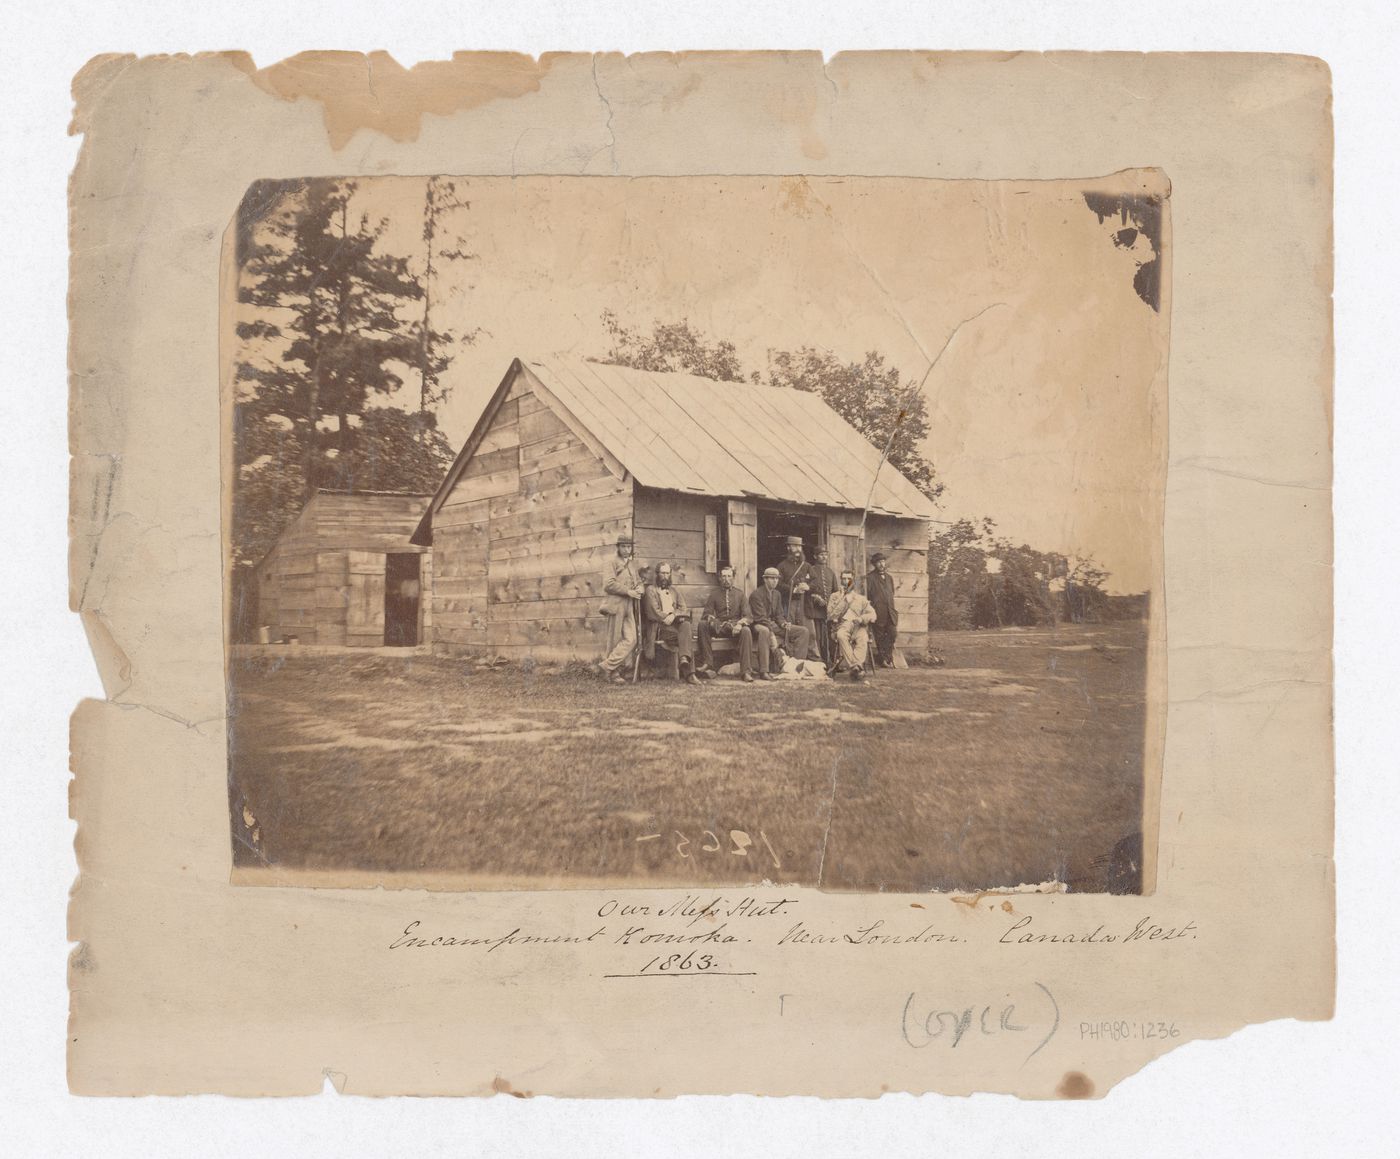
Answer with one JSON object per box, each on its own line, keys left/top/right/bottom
{"left": 384, "top": 553, "right": 421, "bottom": 646}
{"left": 756, "top": 508, "right": 823, "bottom": 575}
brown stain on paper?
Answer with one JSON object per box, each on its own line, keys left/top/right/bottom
{"left": 1057, "top": 1071, "right": 1096, "bottom": 1099}
{"left": 492, "top": 1075, "right": 532, "bottom": 1099}
{"left": 239, "top": 51, "right": 552, "bottom": 150}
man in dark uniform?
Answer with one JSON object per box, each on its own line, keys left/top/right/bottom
{"left": 697, "top": 565, "right": 757, "bottom": 682}
{"left": 803, "top": 543, "right": 839, "bottom": 667}
{"left": 748, "top": 566, "right": 811, "bottom": 679}
{"left": 865, "top": 551, "right": 899, "bottom": 668}
{"left": 776, "top": 536, "right": 812, "bottom": 625}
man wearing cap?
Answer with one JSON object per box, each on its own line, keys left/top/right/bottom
{"left": 776, "top": 536, "right": 812, "bottom": 626}
{"left": 642, "top": 562, "right": 702, "bottom": 685}
{"left": 599, "top": 534, "right": 645, "bottom": 684}
{"left": 865, "top": 551, "right": 899, "bottom": 668}
{"left": 827, "top": 568, "right": 878, "bottom": 680}
{"left": 803, "top": 544, "right": 839, "bottom": 666}
{"left": 697, "top": 565, "right": 757, "bottom": 682}
{"left": 748, "top": 566, "right": 812, "bottom": 679}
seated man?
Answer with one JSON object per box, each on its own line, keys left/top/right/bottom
{"left": 697, "top": 565, "right": 757, "bottom": 682}
{"left": 642, "top": 562, "right": 701, "bottom": 685}
{"left": 826, "top": 568, "right": 878, "bottom": 681}
{"left": 748, "top": 567, "right": 812, "bottom": 680}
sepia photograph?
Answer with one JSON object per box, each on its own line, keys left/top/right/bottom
{"left": 224, "top": 172, "right": 1166, "bottom": 893}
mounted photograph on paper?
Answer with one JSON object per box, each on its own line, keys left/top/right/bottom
{"left": 223, "top": 172, "right": 1167, "bottom": 893}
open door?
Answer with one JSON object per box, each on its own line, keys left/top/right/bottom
{"left": 384, "top": 552, "right": 421, "bottom": 647}
{"left": 756, "top": 507, "right": 824, "bottom": 575}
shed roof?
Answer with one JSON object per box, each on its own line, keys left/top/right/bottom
{"left": 525, "top": 357, "right": 934, "bottom": 520}
{"left": 414, "top": 356, "right": 935, "bottom": 544}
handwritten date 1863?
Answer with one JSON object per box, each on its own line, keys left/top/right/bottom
{"left": 636, "top": 828, "right": 782, "bottom": 868}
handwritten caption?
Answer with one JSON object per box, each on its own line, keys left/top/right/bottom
{"left": 386, "top": 902, "right": 1198, "bottom": 1056}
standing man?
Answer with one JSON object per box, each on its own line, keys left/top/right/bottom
{"left": 599, "top": 533, "right": 645, "bottom": 685}
{"left": 697, "top": 565, "right": 756, "bottom": 682}
{"left": 826, "top": 569, "right": 878, "bottom": 681}
{"left": 749, "top": 566, "right": 812, "bottom": 679}
{"left": 865, "top": 551, "right": 899, "bottom": 668}
{"left": 643, "top": 562, "right": 701, "bottom": 685}
{"left": 804, "top": 543, "right": 839, "bottom": 666}
{"left": 776, "top": 536, "right": 812, "bottom": 628}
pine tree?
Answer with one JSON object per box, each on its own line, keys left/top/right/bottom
{"left": 232, "top": 178, "right": 458, "bottom": 565}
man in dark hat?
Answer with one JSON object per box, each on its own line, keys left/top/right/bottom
{"left": 599, "top": 533, "right": 644, "bottom": 684}
{"left": 749, "top": 566, "right": 811, "bottom": 679}
{"left": 776, "top": 535, "right": 812, "bottom": 626}
{"left": 865, "top": 551, "right": 899, "bottom": 668}
{"left": 804, "top": 543, "right": 839, "bottom": 666}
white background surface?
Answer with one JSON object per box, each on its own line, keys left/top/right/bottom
{"left": 3, "top": 3, "right": 1394, "bottom": 1154}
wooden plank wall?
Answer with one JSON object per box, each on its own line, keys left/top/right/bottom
{"left": 260, "top": 492, "right": 429, "bottom": 646}
{"left": 345, "top": 550, "right": 387, "bottom": 646}
{"left": 259, "top": 496, "right": 321, "bottom": 642}
{"left": 727, "top": 499, "right": 759, "bottom": 597}
{"left": 632, "top": 487, "right": 725, "bottom": 610}
{"left": 865, "top": 514, "right": 930, "bottom": 654}
{"left": 432, "top": 394, "right": 520, "bottom": 652}
{"left": 432, "top": 375, "right": 634, "bottom": 661}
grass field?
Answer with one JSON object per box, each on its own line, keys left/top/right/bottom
{"left": 228, "top": 620, "right": 1150, "bottom": 893}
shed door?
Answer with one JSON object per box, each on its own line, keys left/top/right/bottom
{"left": 346, "top": 551, "right": 386, "bottom": 647}
{"left": 384, "top": 552, "right": 421, "bottom": 647}
{"left": 726, "top": 500, "right": 758, "bottom": 595}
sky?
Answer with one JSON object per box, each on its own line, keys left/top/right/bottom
{"left": 238, "top": 174, "right": 1167, "bottom": 593}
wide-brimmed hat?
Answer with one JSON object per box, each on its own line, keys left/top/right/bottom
{"left": 616, "top": 534, "right": 635, "bottom": 546}
{"left": 762, "top": 567, "right": 781, "bottom": 578}
{"left": 870, "top": 552, "right": 888, "bottom": 564}
{"left": 784, "top": 535, "right": 804, "bottom": 547}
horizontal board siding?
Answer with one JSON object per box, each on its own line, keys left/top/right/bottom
{"left": 447, "top": 468, "right": 520, "bottom": 507}
{"left": 487, "top": 490, "right": 631, "bottom": 542}
{"left": 634, "top": 487, "right": 714, "bottom": 532}
{"left": 633, "top": 526, "right": 705, "bottom": 565}
{"left": 461, "top": 444, "right": 520, "bottom": 481}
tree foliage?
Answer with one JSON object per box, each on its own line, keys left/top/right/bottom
{"left": 600, "top": 310, "right": 750, "bottom": 383}
{"left": 766, "top": 347, "right": 942, "bottom": 501}
{"left": 417, "top": 176, "right": 478, "bottom": 412}
{"left": 231, "top": 178, "right": 462, "bottom": 566}
{"left": 927, "top": 517, "right": 1118, "bottom": 630}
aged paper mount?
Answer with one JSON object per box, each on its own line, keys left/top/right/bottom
{"left": 68, "top": 51, "right": 1332, "bottom": 1098}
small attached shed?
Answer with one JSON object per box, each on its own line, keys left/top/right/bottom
{"left": 412, "top": 356, "right": 935, "bottom": 662}
{"left": 254, "top": 490, "right": 432, "bottom": 647}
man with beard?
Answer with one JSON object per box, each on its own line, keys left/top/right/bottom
{"left": 776, "top": 536, "right": 812, "bottom": 627}
{"left": 803, "top": 543, "right": 839, "bottom": 666}
{"left": 826, "top": 568, "right": 879, "bottom": 681}
{"left": 697, "top": 565, "right": 759, "bottom": 682}
{"left": 748, "top": 566, "right": 812, "bottom": 679}
{"left": 865, "top": 551, "right": 899, "bottom": 668}
{"left": 642, "top": 562, "right": 701, "bottom": 685}
{"left": 599, "top": 534, "right": 645, "bottom": 684}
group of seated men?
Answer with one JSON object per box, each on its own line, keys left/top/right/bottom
{"left": 598, "top": 533, "right": 901, "bottom": 685}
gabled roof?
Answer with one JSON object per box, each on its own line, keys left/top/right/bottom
{"left": 413, "top": 356, "right": 935, "bottom": 544}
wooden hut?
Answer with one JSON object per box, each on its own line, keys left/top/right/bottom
{"left": 412, "top": 357, "right": 935, "bottom": 662}
{"left": 253, "top": 490, "right": 432, "bottom": 647}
